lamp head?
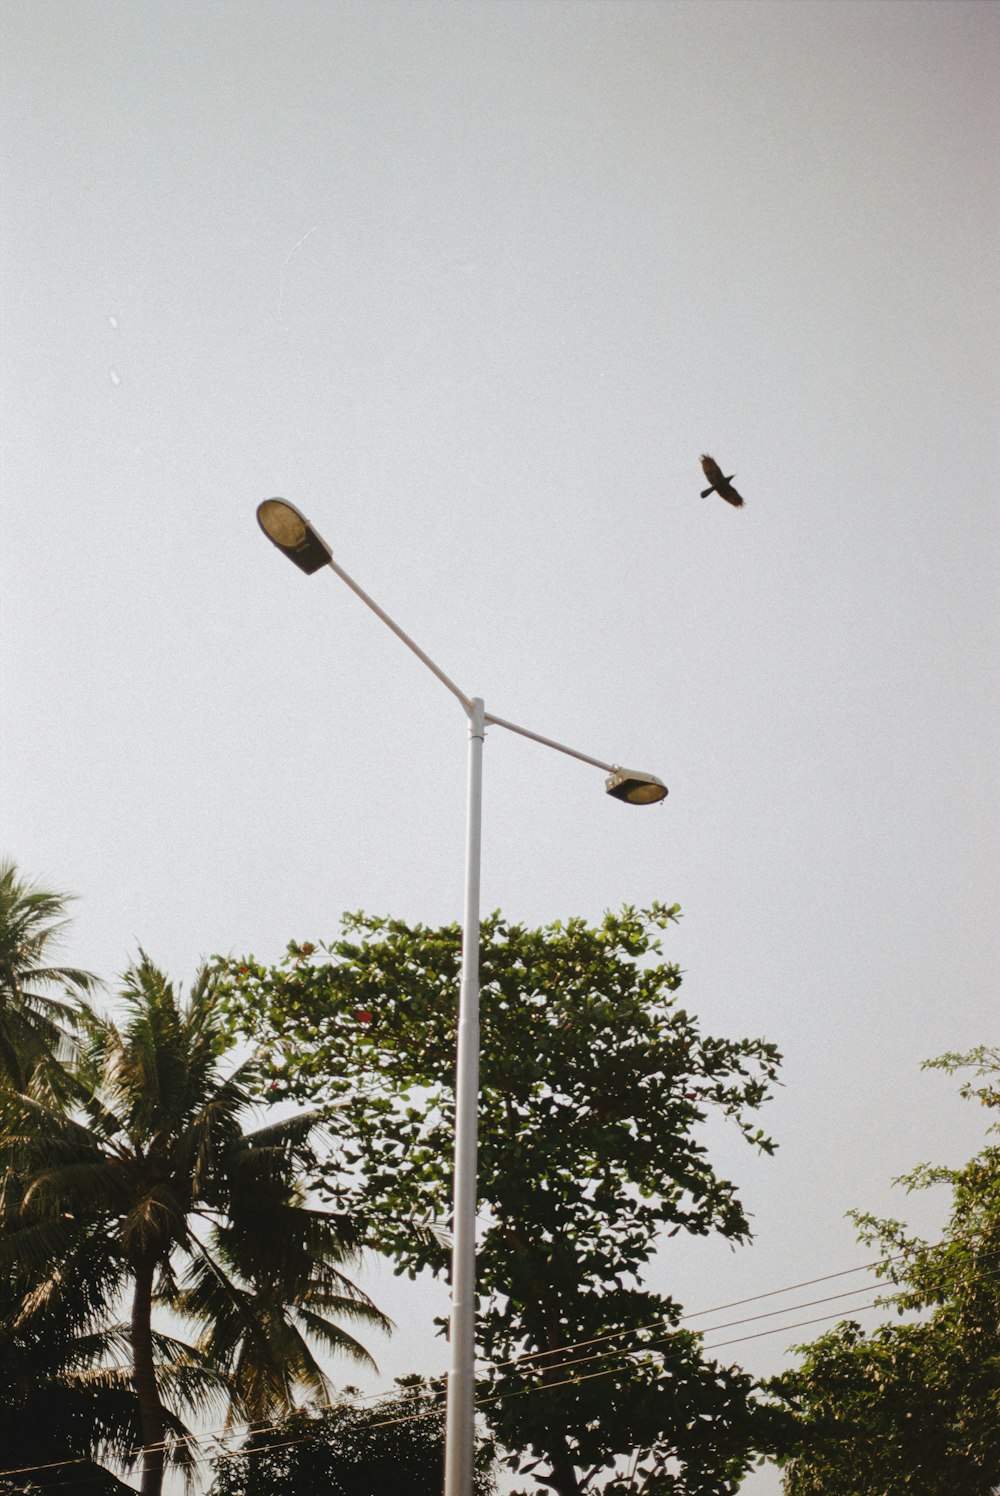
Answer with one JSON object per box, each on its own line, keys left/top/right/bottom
{"left": 257, "top": 499, "right": 332, "bottom": 575}
{"left": 604, "top": 768, "right": 668, "bottom": 805}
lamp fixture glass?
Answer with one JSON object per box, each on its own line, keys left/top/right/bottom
{"left": 604, "top": 768, "right": 668, "bottom": 805}
{"left": 257, "top": 498, "right": 332, "bottom": 575}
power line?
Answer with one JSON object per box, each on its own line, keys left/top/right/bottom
{"left": 471, "top": 1289, "right": 884, "bottom": 1390}
{"left": 481, "top": 1249, "right": 913, "bottom": 1375}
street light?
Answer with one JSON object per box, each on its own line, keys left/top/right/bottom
{"left": 256, "top": 496, "right": 667, "bottom": 1495}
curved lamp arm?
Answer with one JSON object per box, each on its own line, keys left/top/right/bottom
{"left": 257, "top": 498, "right": 667, "bottom": 804}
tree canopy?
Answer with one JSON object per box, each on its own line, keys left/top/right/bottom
{"left": 209, "top": 1378, "right": 496, "bottom": 1496}
{"left": 770, "top": 1047, "right": 1000, "bottom": 1494}
{"left": 219, "top": 903, "right": 782, "bottom": 1493}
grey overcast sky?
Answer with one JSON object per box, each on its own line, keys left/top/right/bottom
{"left": 1, "top": 1, "right": 998, "bottom": 1490}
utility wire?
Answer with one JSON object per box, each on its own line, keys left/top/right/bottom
{"left": 482, "top": 1249, "right": 913, "bottom": 1373}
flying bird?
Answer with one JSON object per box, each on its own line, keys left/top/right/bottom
{"left": 700, "top": 454, "right": 745, "bottom": 508}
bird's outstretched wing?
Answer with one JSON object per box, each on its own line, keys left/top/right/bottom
{"left": 700, "top": 454, "right": 724, "bottom": 487}
{"left": 717, "top": 479, "right": 744, "bottom": 507}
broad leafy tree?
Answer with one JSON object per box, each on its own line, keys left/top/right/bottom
{"left": 770, "top": 1047, "right": 1000, "bottom": 1494}
{"left": 219, "top": 904, "right": 782, "bottom": 1493}
{"left": 1, "top": 955, "right": 388, "bottom": 1496}
{"left": 0, "top": 857, "right": 95, "bottom": 1090}
{"left": 209, "top": 1377, "right": 496, "bottom": 1496}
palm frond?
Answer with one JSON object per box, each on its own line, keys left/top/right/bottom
{"left": 292, "top": 1304, "right": 383, "bottom": 1368}
{"left": 0, "top": 859, "right": 97, "bottom": 1088}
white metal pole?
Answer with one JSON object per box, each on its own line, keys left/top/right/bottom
{"left": 444, "top": 696, "right": 485, "bottom": 1496}
{"left": 483, "top": 711, "right": 615, "bottom": 772}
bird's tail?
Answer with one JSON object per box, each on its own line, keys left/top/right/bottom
{"left": 700, "top": 486, "right": 714, "bottom": 499}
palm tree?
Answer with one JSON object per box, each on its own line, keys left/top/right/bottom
{"left": 0, "top": 1262, "right": 204, "bottom": 1495}
{"left": 0, "top": 857, "right": 96, "bottom": 1090}
{"left": 1, "top": 955, "right": 388, "bottom": 1496}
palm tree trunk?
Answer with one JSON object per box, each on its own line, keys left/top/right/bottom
{"left": 131, "top": 1255, "right": 166, "bottom": 1496}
